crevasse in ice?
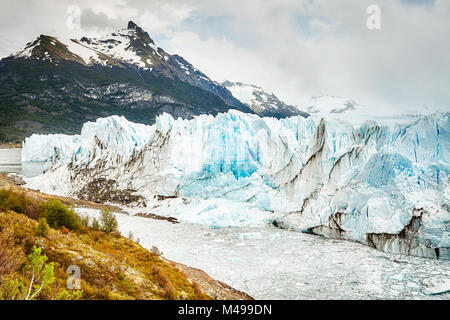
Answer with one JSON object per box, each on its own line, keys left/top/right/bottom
{"left": 23, "top": 111, "right": 450, "bottom": 258}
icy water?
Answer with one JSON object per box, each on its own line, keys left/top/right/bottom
{"left": 0, "top": 148, "right": 46, "bottom": 177}
{"left": 77, "top": 207, "right": 450, "bottom": 300}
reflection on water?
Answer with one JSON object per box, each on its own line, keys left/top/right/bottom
{"left": 0, "top": 149, "right": 47, "bottom": 178}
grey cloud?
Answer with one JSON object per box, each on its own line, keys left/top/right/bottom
{"left": 180, "top": 12, "right": 260, "bottom": 48}
{"left": 80, "top": 8, "right": 125, "bottom": 31}
{"left": 0, "top": 0, "right": 448, "bottom": 112}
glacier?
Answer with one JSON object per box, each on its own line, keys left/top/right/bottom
{"left": 22, "top": 134, "right": 81, "bottom": 163}
{"left": 22, "top": 110, "right": 450, "bottom": 259}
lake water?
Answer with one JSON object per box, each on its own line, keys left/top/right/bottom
{"left": 0, "top": 148, "right": 46, "bottom": 177}
{"left": 78, "top": 207, "right": 450, "bottom": 300}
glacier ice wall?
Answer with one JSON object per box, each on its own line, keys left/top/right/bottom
{"left": 22, "top": 134, "right": 81, "bottom": 163}
{"left": 23, "top": 111, "right": 450, "bottom": 259}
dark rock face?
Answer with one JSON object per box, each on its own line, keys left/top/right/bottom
{"left": 0, "top": 21, "right": 253, "bottom": 143}
{"left": 366, "top": 210, "right": 442, "bottom": 259}
{"left": 305, "top": 208, "right": 448, "bottom": 260}
{"left": 7, "top": 173, "right": 26, "bottom": 186}
{"left": 307, "top": 212, "right": 348, "bottom": 239}
{"left": 127, "top": 20, "right": 139, "bottom": 30}
{"left": 330, "top": 100, "right": 356, "bottom": 114}
{"left": 77, "top": 178, "right": 146, "bottom": 206}
{"left": 127, "top": 20, "right": 155, "bottom": 45}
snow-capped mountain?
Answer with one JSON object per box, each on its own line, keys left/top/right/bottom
{"left": 303, "top": 95, "right": 448, "bottom": 124}
{"left": 305, "top": 95, "right": 360, "bottom": 117}
{"left": 24, "top": 111, "right": 450, "bottom": 260}
{"left": 13, "top": 21, "right": 245, "bottom": 106}
{"left": 222, "top": 81, "right": 309, "bottom": 118}
{"left": 0, "top": 21, "right": 252, "bottom": 142}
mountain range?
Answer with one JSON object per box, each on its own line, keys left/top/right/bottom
{"left": 0, "top": 21, "right": 309, "bottom": 143}
{"left": 222, "top": 81, "right": 309, "bottom": 118}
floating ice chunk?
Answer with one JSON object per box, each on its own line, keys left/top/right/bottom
{"left": 236, "top": 232, "right": 262, "bottom": 240}
{"left": 269, "top": 232, "right": 282, "bottom": 241}
{"left": 423, "top": 278, "right": 450, "bottom": 295}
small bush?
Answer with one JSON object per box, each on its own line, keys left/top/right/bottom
{"left": 151, "top": 265, "right": 176, "bottom": 299}
{"left": 0, "top": 189, "right": 41, "bottom": 219}
{"left": 160, "top": 284, "right": 176, "bottom": 300}
{"left": 152, "top": 267, "right": 169, "bottom": 286}
{"left": 150, "top": 246, "right": 163, "bottom": 256}
{"left": 117, "top": 273, "right": 136, "bottom": 295}
{"left": 99, "top": 209, "right": 118, "bottom": 234}
{"left": 40, "top": 200, "right": 80, "bottom": 231}
{"left": 60, "top": 226, "right": 70, "bottom": 234}
{"left": 57, "top": 289, "right": 83, "bottom": 300}
{"left": 24, "top": 245, "right": 55, "bottom": 300}
{"left": 110, "top": 230, "right": 121, "bottom": 238}
{"left": 79, "top": 215, "right": 90, "bottom": 227}
{"left": 24, "top": 201, "right": 41, "bottom": 220}
{"left": 91, "top": 230, "right": 104, "bottom": 242}
{"left": 192, "top": 281, "right": 202, "bottom": 298}
{"left": 91, "top": 217, "right": 100, "bottom": 230}
{"left": 0, "top": 189, "right": 27, "bottom": 214}
{"left": 0, "top": 276, "right": 26, "bottom": 300}
{"left": 36, "top": 218, "right": 50, "bottom": 237}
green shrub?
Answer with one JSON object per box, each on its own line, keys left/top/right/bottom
{"left": 25, "top": 246, "right": 55, "bottom": 300}
{"left": 0, "top": 189, "right": 42, "bottom": 219}
{"left": 0, "top": 189, "right": 27, "bottom": 214}
{"left": 40, "top": 200, "right": 80, "bottom": 231}
{"left": 57, "top": 289, "right": 83, "bottom": 300}
{"left": 99, "top": 209, "right": 118, "bottom": 234}
{"left": 0, "top": 276, "right": 26, "bottom": 300}
{"left": 91, "top": 217, "right": 100, "bottom": 230}
{"left": 36, "top": 218, "right": 50, "bottom": 237}
{"left": 79, "top": 214, "right": 90, "bottom": 228}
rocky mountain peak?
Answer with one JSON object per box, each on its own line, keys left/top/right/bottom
{"left": 127, "top": 20, "right": 139, "bottom": 30}
{"left": 127, "top": 20, "right": 154, "bottom": 45}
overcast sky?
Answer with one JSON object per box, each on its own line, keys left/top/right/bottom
{"left": 0, "top": 0, "right": 449, "bottom": 113}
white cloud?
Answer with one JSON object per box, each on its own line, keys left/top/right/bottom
{"left": 0, "top": 0, "right": 449, "bottom": 112}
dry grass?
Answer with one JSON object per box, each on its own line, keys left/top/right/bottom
{"left": 0, "top": 228, "right": 24, "bottom": 276}
{"left": 0, "top": 176, "right": 249, "bottom": 300}
{"left": 0, "top": 208, "right": 212, "bottom": 300}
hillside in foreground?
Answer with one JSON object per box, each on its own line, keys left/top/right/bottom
{"left": 0, "top": 174, "right": 251, "bottom": 300}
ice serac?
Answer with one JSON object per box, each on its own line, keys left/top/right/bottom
{"left": 22, "top": 134, "right": 81, "bottom": 163}
{"left": 23, "top": 111, "right": 450, "bottom": 259}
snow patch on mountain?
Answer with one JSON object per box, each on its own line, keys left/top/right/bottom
{"left": 223, "top": 82, "right": 262, "bottom": 106}
{"left": 79, "top": 29, "right": 149, "bottom": 69}
{"left": 14, "top": 39, "right": 40, "bottom": 59}
{"left": 63, "top": 39, "right": 105, "bottom": 66}
{"left": 222, "top": 81, "right": 308, "bottom": 118}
